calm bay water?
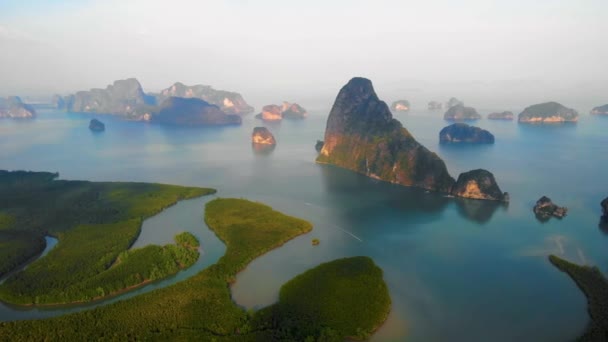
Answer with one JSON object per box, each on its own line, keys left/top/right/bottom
{"left": 0, "top": 105, "right": 607, "bottom": 341}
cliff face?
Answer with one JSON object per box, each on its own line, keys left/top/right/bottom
{"left": 591, "top": 104, "right": 608, "bottom": 115}
{"left": 451, "top": 169, "right": 508, "bottom": 201}
{"left": 0, "top": 96, "right": 36, "bottom": 119}
{"left": 256, "top": 102, "right": 308, "bottom": 121}
{"left": 154, "top": 82, "right": 253, "bottom": 115}
{"left": 444, "top": 104, "right": 481, "bottom": 121}
{"left": 151, "top": 97, "right": 241, "bottom": 126}
{"left": 64, "top": 78, "right": 155, "bottom": 119}
{"left": 439, "top": 123, "right": 494, "bottom": 144}
{"left": 518, "top": 102, "right": 578, "bottom": 123}
{"left": 317, "top": 77, "right": 455, "bottom": 193}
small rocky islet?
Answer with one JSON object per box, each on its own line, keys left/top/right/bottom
{"left": 255, "top": 102, "right": 308, "bottom": 121}
{"left": 533, "top": 196, "right": 568, "bottom": 221}
{"left": 439, "top": 123, "right": 494, "bottom": 144}
{"left": 444, "top": 104, "right": 482, "bottom": 121}
{"left": 518, "top": 102, "right": 578, "bottom": 123}
{"left": 88, "top": 118, "right": 105, "bottom": 132}
{"left": 591, "top": 104, "right": 608, "bottom": 115}
{"left": 251, "top": 127, "right": 276, "bottom": 145}
{"left": 487, "top": 111, "right": 514, "bottom": 120}
{"left": 391, "top": 100, "right": 410, "bottom": 112}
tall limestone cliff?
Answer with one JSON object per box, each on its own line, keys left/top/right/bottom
{"left": 317, "top": 77, "right": 455, "bottom": 193}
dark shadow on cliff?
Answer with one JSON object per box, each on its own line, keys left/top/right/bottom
{"left": 453, "top": 198, "right": 507, "bottom": 224}
{"left": 599, "top": 218, "right": 608, "bottom": 235}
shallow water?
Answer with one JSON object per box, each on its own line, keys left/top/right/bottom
{"left": 1, "top": 106, "right": 607, "bottom": 341}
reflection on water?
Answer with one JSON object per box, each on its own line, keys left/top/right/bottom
{"left": 454, "top": 198, "right": 507, "bottom": 224}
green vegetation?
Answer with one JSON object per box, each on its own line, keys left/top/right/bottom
{"left": 312, "top": 238, "right": 320, "bottom": 245}
{"left": 252, "top": 256, "right": 391, "bottom": 341}
{"left": 0, "top": 198, "right": 391, "bottom": 341}
{"left": 0, "top": 170, "right": 214, "bottom": 303}
{"left": 549, "top": 255, "right": 608, "bottom": 341}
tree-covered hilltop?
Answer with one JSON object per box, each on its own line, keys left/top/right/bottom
{"left": 0, "top": 170, "right": 215, "bottom": 304}
{"left": 0, "top": 198, "right": 392, "bottom": 342}
{"left": 518, "top": 102, "right": 578, "bottom": 123}
{"left": 549, "top": 255, "right": 608, "bottom": 341}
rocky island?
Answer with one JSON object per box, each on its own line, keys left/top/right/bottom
{"left": 256, "top": 102, "right": 308, "bottom": 121}
{"left": 89, "top": 118, "right": 105, "bottom": 132}
{"left": 317, "top": 77, "right": 507, "bottom": 201}
{"left": 487, "top": 111, "right": 514, "bottom": 120}
{"left": 315, "top": 140, "right": 324, "bottom": 152}
{"left": 451, "top": 169, "right": 509, "bottom": 201}
{"left": 447, "top": 97, "right": 464, "bottom": 108}
{"left": 63, "top": 78, "right": 155, "bottom": 119}
{"left": 391, "top": 100, "right": 410, "bottom": 112}
{"left": 0, "top": 96, "right": 36, "bottom": 119}
{"left": 591, "top": 104, "right": 608, "bottom": 115}
{"left": 518, "top": 102, "right": 578, "bottom": 123}
{"left": 251, "top": 127, "right": 276, "bottom": 145}
{"left": 533, "top": 196, "right": 567, "bottom": 220}
{"left": 153, "top": 82, "right": 253, "bottom": 115}
{"left": 601, "top": 197, "right": 608, "bottom": 226}
{"left": 428, "top": 101, "right": 443, "bottom": 110}
{"left": 152, "top": 97, "right": 241, "bottom": 126}
{"left": 439, "top": 123, "right": 494, "bottom": 144}
{"left": 444, "top": 104, "right": 481, "bottom": 121}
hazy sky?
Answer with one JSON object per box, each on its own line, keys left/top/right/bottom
{"left": 1, "top": 0, "right": 607, "bottom": 108}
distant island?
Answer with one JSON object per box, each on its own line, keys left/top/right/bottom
{"left": 88, "top": 118, "right": 105, "bottom": 132}
{"left": 439, "top": 123, "right": 494, "bottom": 144}
{"left": 256, "top": 102, "right": 308, "bottom": 121}
{"left": 447, "top": 97, "right": 464, "bottom": 108}
{"left": 152, "top": 82, "right": 253, "bottom": 115}
{"left": 518, "top": 102, "right": 578, "bottom": 123}
{"left": 451, "top": 169, "right": 509, "bottom": 202}
{"left": 391, "top": 100, "right": 410, "bottom": 112}
{"left": 153, "top": 97, "right": 241, "bottom": 126}
{"left": 428, "top": 101, "right": 443, "bottom": 110}
{"left": 487, "top": 111, "right": 514, "bottom": 120}
{"left": 0, "top": 96, "right": 36, "bottom": 119}
{"left": 316, "top": 77, "right": 507, "bottom": 201}
{"left": 591, "top": 104, "right": 608, "bottom": 115}
{"left": 57, "top": 78, "right": 252, "bottom": 126}
{"left": 444, "top": 104, "right": 482, "bottom": 121}
{"left": 533, "top": 196, "right": 567, "bottom": 221}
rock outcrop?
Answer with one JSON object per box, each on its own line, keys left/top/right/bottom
{"left": 439, "top": 123, "right": 494, "bottom": 144}
{"left": 487, "top": 111, "right": 514, "bottom": 120}
{"left": 533, "top": 196, "right": 567, "bottom": 220}
{"left": 451, "top": 169, "right": 509, "bottom": 202}
{"left": 317, "top": 77, "right": 455, "bottom": 193}
{"left": 89, "top": 118, "right": 105, "bottom": 132}
{"left": 518, "top": 102, "right": 578, "bottom": 123}
{"left": 151, "top": 97, "right": 241, "bottom": 126}
{"left": 0, "top": 96, "right": 36, "bottom": 119}
{"left": 63, "top": 78, "right": 156, "bottom": 119}
{"left": 391, "top": 100, "right": 410, "bottom": 112}
{"left": 428, "top": 101, "right": 443, "bottom": 110}
{"left": 315, "top": 140, "right": 324, "bottom": 153}
{"left": 447, "top": 97, "right": 464, "bottom": 108}
{"left": 153, "top": 82, "right": 253, "bottom": 115}
{"left": 444, "top": 104, "right": 481, "bottom": 121}
{"left": 251, "top": 127, "right": 276, "bottom": 145}
{"left": 256, "top": 102, "right": 308, "bottom": 121}
{"left": 591, "top": 104, "right": 608, "bottom": 115}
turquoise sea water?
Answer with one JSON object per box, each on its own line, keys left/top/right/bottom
{"left": 0, "top": 106, "right": 606, "bottom": 341}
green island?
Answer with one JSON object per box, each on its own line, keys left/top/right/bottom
{"left": 0, "top": 170, "right": 215, "bottom": 304}
{"left": 549, "top": 255, "right": 608, "bottom": 341}
{"left": 0, "top": 197, "right": 392, "bottom": 341}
